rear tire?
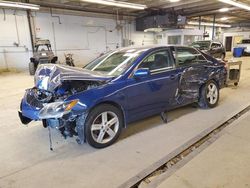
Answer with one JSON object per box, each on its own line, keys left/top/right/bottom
{"left": 29, "top": 62, "right": 36, "bottom": 75}
{"left": 221, "top": 53, "right": 225, "bottom": 60}
{"left": 198, "top": 80, "right": 219, "bottom": 109}
{"left": 85, "top": 104, "right": 123, "bottom": 148}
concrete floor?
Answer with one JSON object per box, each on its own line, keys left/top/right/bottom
{"left": 0, "top": 56, "right": 250, "bottom": 188}
{"left": 155, "top": 110, "right": 250, "bottom": 188}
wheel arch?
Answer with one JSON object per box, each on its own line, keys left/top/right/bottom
{"left": 89, "top": 101, "right": 127, "bottom": 128}
{"left": 222, "top": 52, "right": 226, "bottom": 58}
{"left": 198, "top": 78, "right": 220, "bottom": 108}
{"left": 199, "top": 78, "right": 220, "bottom": 95}
{"left": 210, "top": 78, "right": 220, "bottom": 87}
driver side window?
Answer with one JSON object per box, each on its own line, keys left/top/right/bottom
{"left": 138, "top": 50, "right": 173, "bottom": 71}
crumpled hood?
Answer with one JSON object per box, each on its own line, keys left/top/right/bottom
{"left": 34, "top": 64, "right": 112, "bottom": 91}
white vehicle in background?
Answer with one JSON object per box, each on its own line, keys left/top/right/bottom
{"left": 237, "top": 39, "right": 250, "bottom": 55}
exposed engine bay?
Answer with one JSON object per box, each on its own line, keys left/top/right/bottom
{"left": 20, "top": 64, "right": 111, "bottom": 146}
{"left": 37, "top": 80, "right": 102, "bottom": 139}
{"left": 59, "top": 80, "right": 102, "bottom": 96}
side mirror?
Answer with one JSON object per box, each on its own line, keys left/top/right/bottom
{"left": 134, "top": 68, "right": 150, "bottom": 79}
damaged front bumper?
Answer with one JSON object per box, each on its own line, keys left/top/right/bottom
{"left": 18, "top": 88, "right": 89, "bottom": 144}
{"left": 18, "top": 111, "right": 32, "bottom": 125}
{"left": 18, "top": 88, "right": 87, "bottom": 124}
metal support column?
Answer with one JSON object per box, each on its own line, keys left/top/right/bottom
{"left": 203, "top": 26, "right": 206, "bottom": 40}
{"left": 26, "top": 10, "right": 35, "bottom": 52}
{"left": 199, "top": 16, "right": 201, "bottom": 30}
{"left": 25, "top": 0, "right": 35, "bottom": 52}
{"left": 212, "top": 14, "right": 216, "bottom": 40}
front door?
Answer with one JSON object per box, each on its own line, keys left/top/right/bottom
{"left": 124, "top": 49, "right": 179, "bottom": 122}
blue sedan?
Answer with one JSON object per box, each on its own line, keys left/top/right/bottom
{"left": 19, "top": 46, "right": 226, "bottom": 148}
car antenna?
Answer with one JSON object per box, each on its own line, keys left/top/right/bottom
{"left": 48, "top": 127, "right": 54, "bottom": 151}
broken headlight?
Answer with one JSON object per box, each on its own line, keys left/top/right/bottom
{"left": 38, "top": 100, "right": 78, "bottom": 119}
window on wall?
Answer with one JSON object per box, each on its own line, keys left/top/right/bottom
{"left": 184, "top": 35, "right": 203, "bottom": 46}
{"left": 168, "top": 35, "right": 181, "bottom": 45}
{"left": 176, "top": 47, "right": 206, "bottom": 66}
{"left": 139, "top": 50, "right": 173, "bottom": 71}
{"left": 241, "top": 39, "right": 250, "bottom": 44}
{"left": 156, "top": 35, "right": 163, "bottom": 39}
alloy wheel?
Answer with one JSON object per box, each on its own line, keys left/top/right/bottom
{"left": 206, "top": 82, "right": 218, "bottom": 105}
{"left": 90, "top": 111, "right": 119, "bottom": 144}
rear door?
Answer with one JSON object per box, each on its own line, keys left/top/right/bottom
{"left": 173, "top": 47, "right": 210, "bottom": 106}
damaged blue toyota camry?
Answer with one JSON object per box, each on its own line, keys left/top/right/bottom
{"left": 19, "top": 46, "right": 227, "bottom": 148}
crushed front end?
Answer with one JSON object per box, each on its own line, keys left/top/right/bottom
{"left": 19, "top": 64, "right": 109, "bottom": 145}
{"left": 19, "top": 87, "right": 82, "bottom": 138}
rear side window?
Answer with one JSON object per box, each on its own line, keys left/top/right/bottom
{"left": 211, "top": 43, "right": 221, "bottom": 48}
{"left": 176, "top": 47, "right": 206, "bottom": 66}
{"left": 139, "top": 50, "right": 173, "bottom": 71}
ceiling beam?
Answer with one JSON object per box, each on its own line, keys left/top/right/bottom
{"left": 29, "top": 0, "right": 137, "bottom": 17}
{"left": 185, "top": 7, "right": 238, "bottom": 16}
{"left": 162, "top": 0, "right": 215, "bottom": 9}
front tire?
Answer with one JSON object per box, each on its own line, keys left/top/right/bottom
{"left": 198, "top": 80, "right": 219, "bottom": 109}
{"left": 85, "top": 104, "right": 123, "bottom": 148}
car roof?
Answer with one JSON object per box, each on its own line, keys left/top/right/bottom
{"left": 115, "top": 45, "right": 194, "bottom": 53}
{"left": 194, "top": 40, "right": 211, "bottom": 42}
{"left": 194, "top": 40, "right": 222, "bottom": 43}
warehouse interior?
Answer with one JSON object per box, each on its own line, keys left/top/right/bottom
{"left": 1, "top": 0, "right": 250, "bottom": 188}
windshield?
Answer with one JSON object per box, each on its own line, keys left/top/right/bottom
{"left": 36, "top": 45, "right": 51, "bottom": 52}
{"left": 191, "top": 41, "right": 211, "bottom": 50}
{"left": 84, "top": 49, "right": 145, "bottom": 76}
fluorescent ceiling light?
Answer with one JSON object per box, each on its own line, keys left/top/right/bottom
{"left": 218, "top": 0, "right": 250, "bottom": 11}
{"left": 169, "top": 0, "right": 181, "bottom": 2}
{"left": 0, "top": 1, "right": 40, "bottom": 10}
{"left": 144, "top": 28, "right": 163, "bottom": 33}
{"left": 80, "top": 0, "right": 147, "bottom": 10}
{"left": 219, "top": 7, "right": 229, "bottom": 12}
{"left": 220, "top": 17, "right": 228, "bottom": 21}
{"left": 187, "top": 21, "right": 231, "bottom": 28}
